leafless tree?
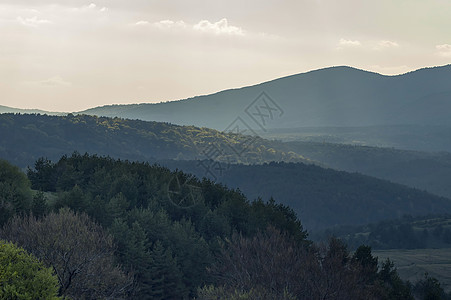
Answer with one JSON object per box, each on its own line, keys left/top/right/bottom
{"left": 209, "top": 227, "right": 376, "bottom": 300}
{"left": 0, "top": 208, "right": 134, "bottom": 299}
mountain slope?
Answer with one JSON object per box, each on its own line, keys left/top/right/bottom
{"left": 0, "top": 105, "right": 62, "bottom": 115}
{"left": 79, "top": 65, "right": 451, "bottom": 131}
{"left": 285, "top": 141, "right": 451, "bottom": 199}
{"left": 157, "top": 160, "right": 451, "bottom": 231}
{"left": 0, "top": 113, "right": 308, "bottom": 168}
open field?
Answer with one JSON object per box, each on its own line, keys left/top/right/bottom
{"left": 374, "top": 248, "right": 451, "bottom": 292}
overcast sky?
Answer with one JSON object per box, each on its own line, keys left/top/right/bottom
{"left": 1, "top": 0, "right": 450, "bottom": 111}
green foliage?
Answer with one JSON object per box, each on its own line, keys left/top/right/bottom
{"left": 378, "top": 259, "right": 414, "bottom": 300}
{"left": 147, "top": 240, "right": 185, "bottom": 299}
{"left": 24, "top": 153, "right": 307, "bottom": 298}
{"left": 0, "top": 240, "right": 60, "bottom": 300}
{"left": 0, "top": 159, "right": 32, "bottom": 225}
{"left": 31, "top": 191, "right": 48, "bottom": 218}
{"left": 352, "top": 245, "right": 379, "bottom": 283}
{"left": 0, "top": 113, "right": 308, "bottom": 169}
{"left": 165, "top": 160, "right": 451, "bottom": 231}
{"left": 2, "top": 155, "right": 451, "bottom": 299}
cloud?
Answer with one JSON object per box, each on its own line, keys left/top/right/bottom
{"left": 378, "top": 40, "right": 399, "bottom": 48}
{"left": 153, "top": 20, "right": 186, "bottom": 29}
{"left": 17, "top": 16, "right": 52, "bottom": 27}
{"left": 193, "top": 18, "right": 244, "bottom": 36}
{"left": 436, "top": 44, "right": 451, "bottom": 57}
{"left": 71, "top": 3, "right": 108, "bottom": 13}
{"left": 134, "top": 20, "right": 150, "bottom": 26}
{"left": 338, "top": 38, "right": 362, "bottom": 47}
{"left": 137, "top": 18, "right": 245, "bottom": 36}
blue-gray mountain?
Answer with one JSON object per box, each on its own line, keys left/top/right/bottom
{"left": 78, "top": 65, "right": 450, "bottom": 127}
{"left": 0, "top": 105, "right": 63, "bottom": 115}
{"left": 4, "top": 65, "right": 450, "bottom": 151}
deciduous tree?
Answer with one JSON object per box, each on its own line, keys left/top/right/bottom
{"left": 0, "top": 240, "right": 60, "bottom": 300}
{"left": 1, "top": 208, "right": 133, "bottom": 299}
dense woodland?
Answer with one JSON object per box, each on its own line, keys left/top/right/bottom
{"left": 1, "top": 155, "right": 450, "bottom": 299}
{"left": 0, "top": 113, "right": 307, "bottom": 168}
{"left": 159, "top": 160, "right": 451, "bottom": 230}
{"left": 2, "top": 113, "right": 451, "bottom": 205}
{"left": 287, "top": 141, "right": 451, "bottom": 199}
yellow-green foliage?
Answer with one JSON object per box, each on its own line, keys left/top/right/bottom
{"left": 0, "top": 240, "right": 61, "bottom": 300}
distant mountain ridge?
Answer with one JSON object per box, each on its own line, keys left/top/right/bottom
{"left": 0, "top": 105, "right": 63, "bottom": 115}
{"left": 78, "top": 65, "right": 451, "bottom": 130}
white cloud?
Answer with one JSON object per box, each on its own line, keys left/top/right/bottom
{"left": 378, "top": 40, "right": 399, "bottom": 48}
{"left": 193, "top": 18, "right": 244, "bottom": 36}
{"left": 70, "top": 3, "right": 107, "bottom": 13}
{"left": 339, "top": 38, "right": 362, "bottom": 47}
{"left": 153, "top": 20, "right": 186, "bottom": 29}
{"left": 436, "top": 44, "right": 451, "bottom": 57}
{"left": 17, "top": 16, "right": 52, "bottom": 27}
{"left": 135, "top": 20, "right": 150, "bottom": 26}
{"left": 138, "top": 18, "right": 245, "bottom": 36}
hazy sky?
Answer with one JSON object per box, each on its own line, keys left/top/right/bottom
{"left": 1, "top": 0, "right": 450, "bottom": 111}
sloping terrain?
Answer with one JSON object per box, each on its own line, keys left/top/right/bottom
{"left": 285, "top": 141, "right": 451, "bottom": 199}
{"left": 158, "top": 160, "right": 451, "bottom": 231}
{"left": 80, "top": 65, "right": 451, "bottom": 130}
{"left": 0, "top": 113, "right": 307, "bottom": 168}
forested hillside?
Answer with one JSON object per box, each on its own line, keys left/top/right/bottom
{"left": 286, "top": 141, "right": 451, "bottom": 199}
{"left": 2, "top": 155, "right": 449, "bottom": 299}
{"left": 159, "top": 160, "right": 451, "bottom": 230}
{"left": 0, "top": 113, "right": 307, "bottom": 168}
{"left": 1, "top": 155, "right": 306, "bottom": 298}
{"left": 2, "top": 113, "right": 451, "bottom": 232}
{"left": 4, "top": 113, "right": 451, "bottom": 202}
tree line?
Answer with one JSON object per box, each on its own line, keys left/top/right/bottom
{"left": 1, "top": 155, "right": 450, "bottom": 299}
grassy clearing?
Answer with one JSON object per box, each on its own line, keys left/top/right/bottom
{"left": 374, "top": 248, "right": 451, "bottom": 292}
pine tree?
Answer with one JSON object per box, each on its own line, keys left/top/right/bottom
{"left": 31, "top": 191, "right": 48, "bottom": 218}
{"left": 147, "top": 240, "right": 186, "bottom": 300}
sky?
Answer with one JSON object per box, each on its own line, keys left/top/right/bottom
{"left": 1, "top": 0, "right": 450, "bottom": 112}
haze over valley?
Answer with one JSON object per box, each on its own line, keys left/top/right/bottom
{"left": 1, "top": 0, "right": 451, "bottom": 298}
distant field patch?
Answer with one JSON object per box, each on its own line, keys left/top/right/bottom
{"left": 374, "top": 248, "right": 451, "bottom": 292}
